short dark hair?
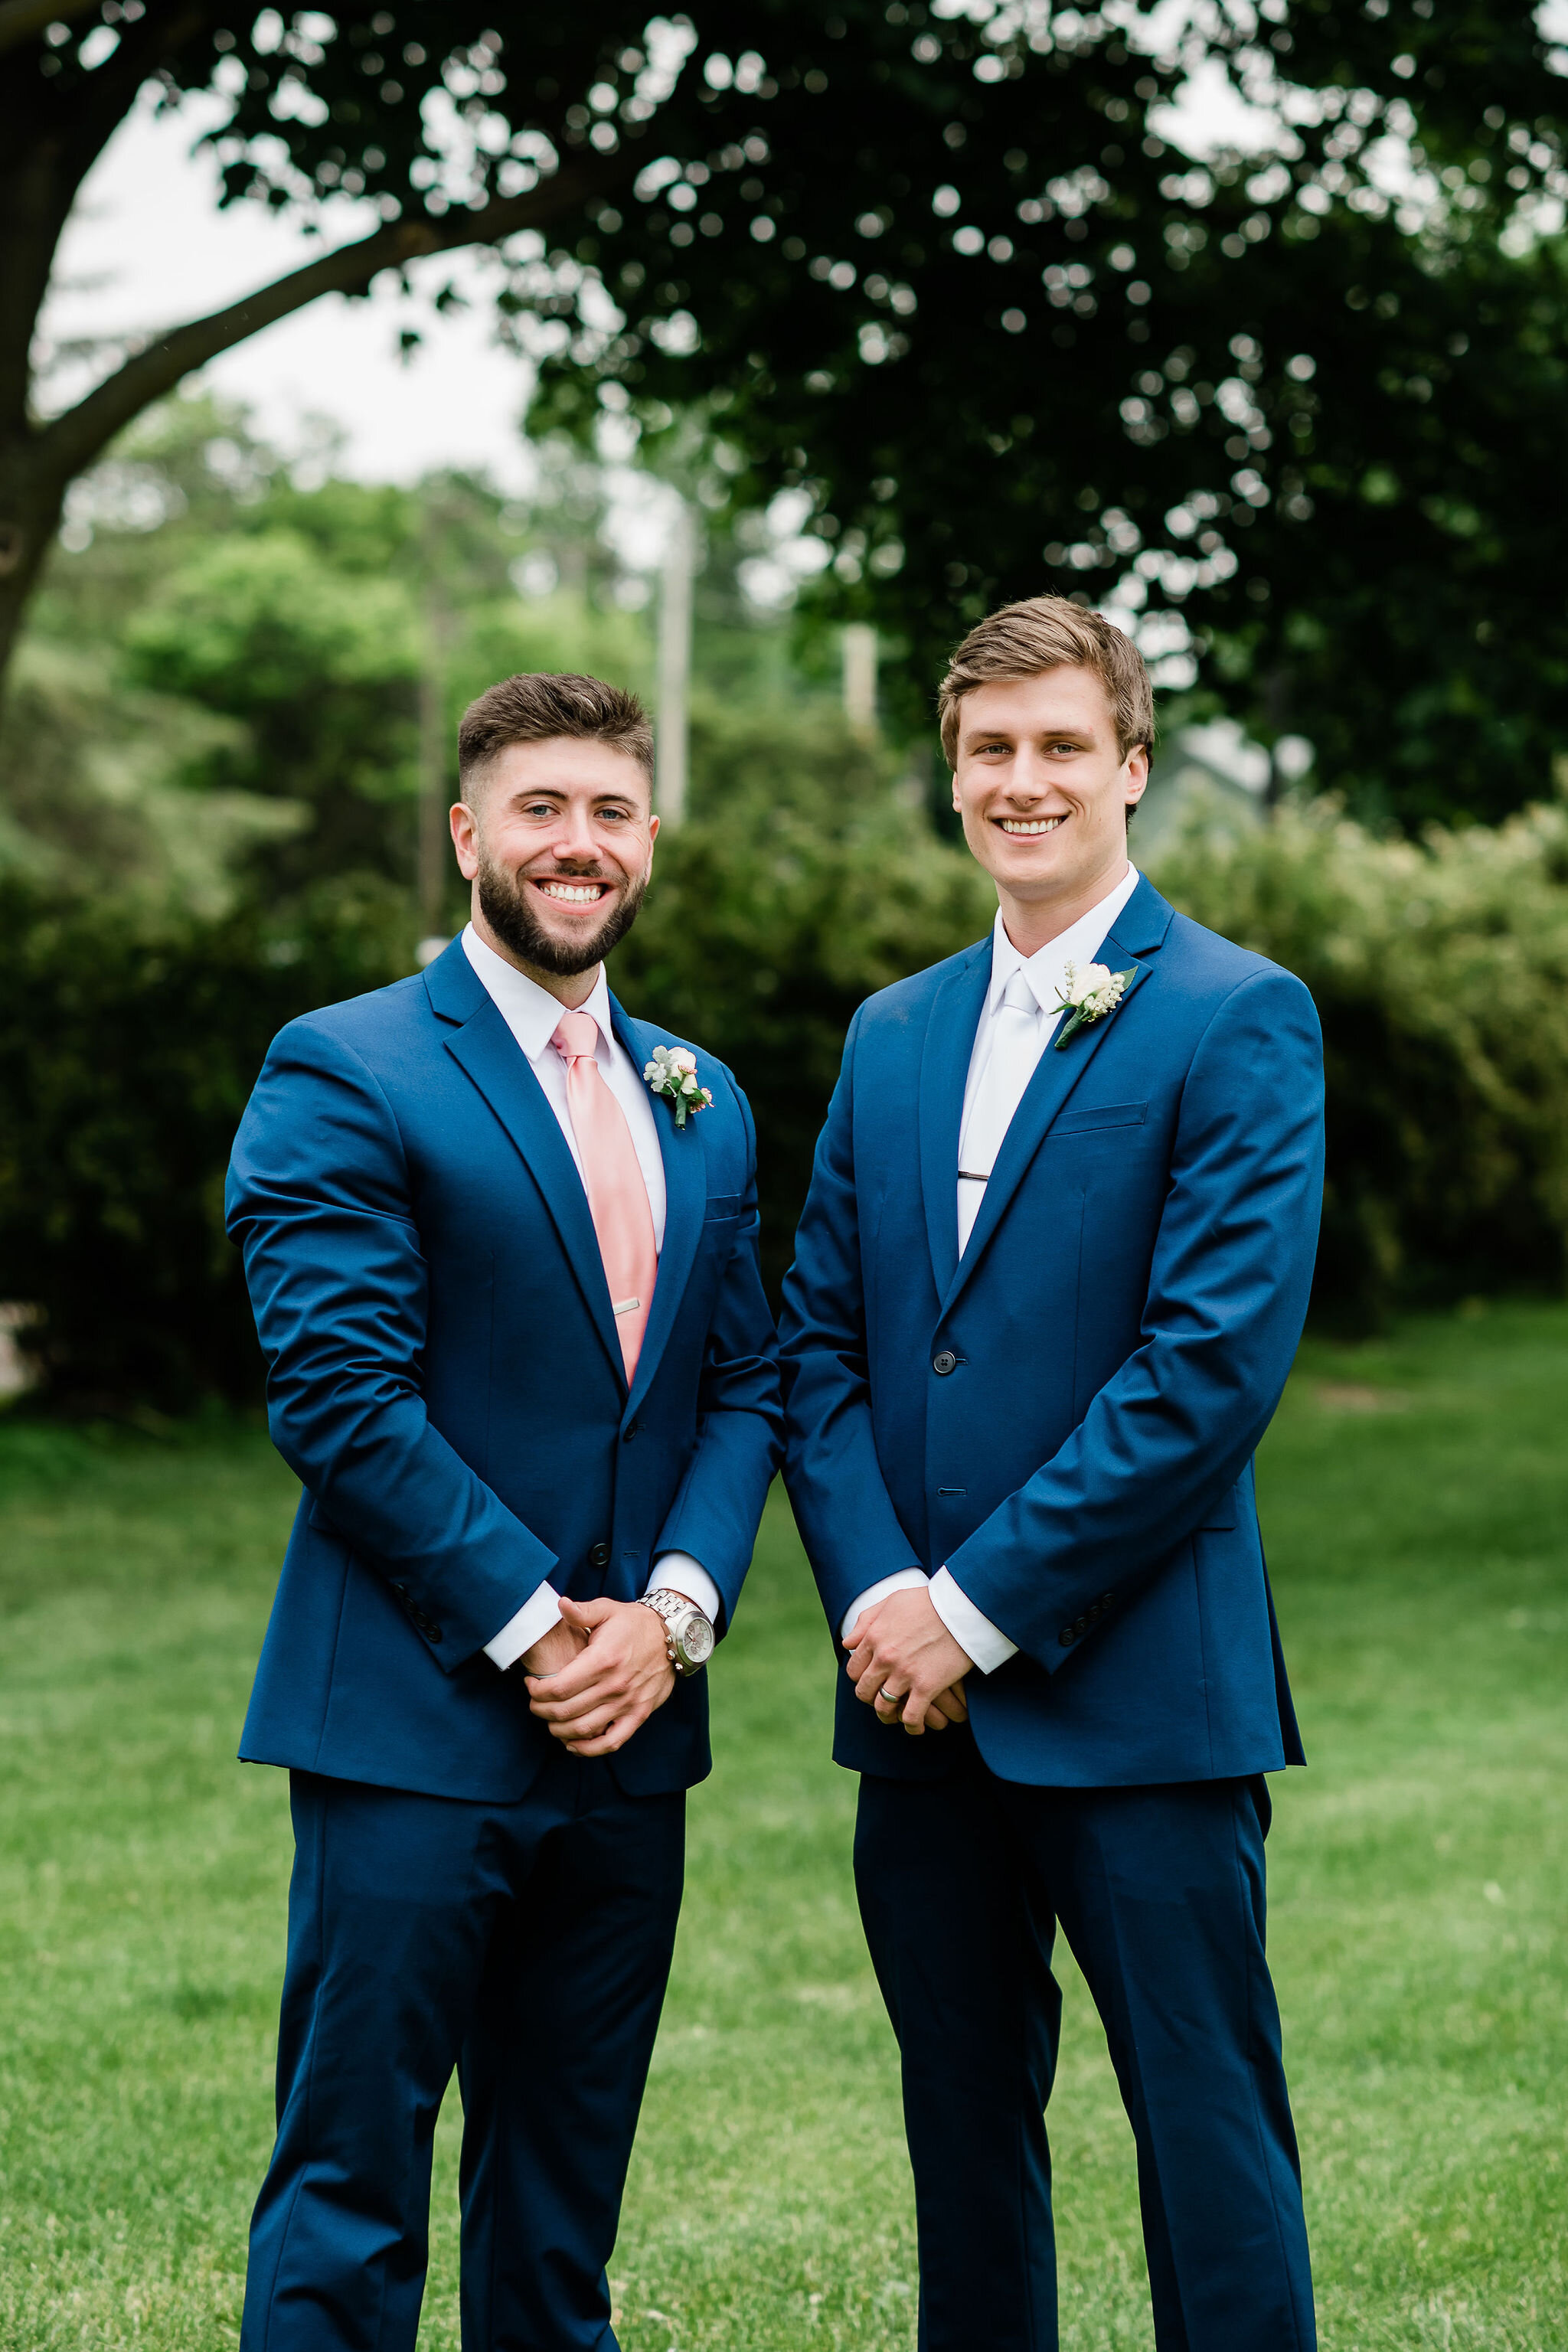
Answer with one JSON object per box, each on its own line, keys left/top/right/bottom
{"left": 938, "top": 596, "right": 1155, "bottom": 767}
{"left": 457, "top": 672, "right": 655, "bottom": 792}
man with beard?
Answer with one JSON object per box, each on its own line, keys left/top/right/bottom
{"left": 227, "top": 671, "right": 781, "bottom": 2351}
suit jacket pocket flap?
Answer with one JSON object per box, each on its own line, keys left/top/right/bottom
{"left": 703, "top": 1192, "right": 743, "bottom": 1223}
{"left": 1052, "top": 1100, "right": 1148, "bottom": 1136}
{"left": 1198, "top": 1478, "right": 1241, "bottom": 1530}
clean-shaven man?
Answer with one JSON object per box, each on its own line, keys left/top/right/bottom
{"left": 781, "top": 598, "right": 1324, "bottom": 2351}
{"left": 227, "top": 671, "right": 781, "bottom": 2350}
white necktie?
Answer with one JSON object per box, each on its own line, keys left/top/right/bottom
{"left": 957, "top": 971, "right": 1045, "bottom": 1255}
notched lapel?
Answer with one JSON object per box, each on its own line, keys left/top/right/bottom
{"left": 941, "top": 936, "right": 1155, "bottom": 1314}
{"left": 614, "top": 1004, "right": 707, "bottom": 1418}
{"left": 442, "top": 996, "right": 626, "bottom": 1384}
{"left": 919, "top": 944, "right": 993, "bottom": 1300}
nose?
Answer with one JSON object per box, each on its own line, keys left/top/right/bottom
{"left": 552, "top": 804, "right": 603, "bottom": 863}
{"left": 1003, "top": 745, "right": 1049, "bottom": 799}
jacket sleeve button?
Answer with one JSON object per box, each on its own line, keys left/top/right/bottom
{"left": 1059, "top": 1628, "right": 1076, "bottom": 1648}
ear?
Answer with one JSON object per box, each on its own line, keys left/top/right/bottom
{"left": 1123, "top": 745, "right": 1150, "bottom": 809}
{"left": 450, "top": 801, "right": 481, "bottom": 880}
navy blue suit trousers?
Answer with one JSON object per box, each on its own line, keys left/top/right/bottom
{"left": 854, "top": 1748, "right": 1315, "bottom": 2352}
{"left": 240, "top": 1759, "right": 684, "bottom": 2352}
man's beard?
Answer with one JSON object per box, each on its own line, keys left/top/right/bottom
{"left": 476, "top": 851, "right": 648, "bottom": 977}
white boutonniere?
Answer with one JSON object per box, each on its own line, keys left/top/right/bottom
{"left": 1053, "top": 961, "right": 1138, "bottom": 1050}
{"left": 644, "top": 1044, "right": 714, "bottom": 1129}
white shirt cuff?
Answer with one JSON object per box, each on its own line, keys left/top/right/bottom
{"left": 648, "top": 1551, "right": 721, "bottom": 1627}
{"left": 841, "top": 1566, "right": 930, "bottom": 1645}
{"left": 929, "top": 1566, "right": 1018, "bottom": 1674}
{"left": 484, "top": 1580, "right": 562, "bottom": 1671}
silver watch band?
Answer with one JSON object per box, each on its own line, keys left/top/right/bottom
{"left": 636, "top": 1589, "right": 711, "bottom": 1675}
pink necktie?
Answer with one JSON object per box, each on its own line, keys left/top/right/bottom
{"left": 553, "top": 1011, "right": 658, "bottom": 1380}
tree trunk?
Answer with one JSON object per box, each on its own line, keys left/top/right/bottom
{"left": 0, "top": 430, "right": 67, "bottom": 696}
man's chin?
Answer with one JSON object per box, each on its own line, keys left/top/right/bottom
{"left": 478, "top": 864, "right": 645, "bottom": 976}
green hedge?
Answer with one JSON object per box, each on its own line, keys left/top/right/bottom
{"left": 0, "top": 882, "right": 408, "bottom": 1410}
{"left": 1155, "top": 799, "right": 1568, "bottom": 1325}
{"left": 8, "top": 795, "right": 1568, "bottom": 1408}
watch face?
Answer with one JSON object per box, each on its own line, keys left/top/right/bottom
{"left": 679, "top": 1610, "right": 716, "bottom": 1667}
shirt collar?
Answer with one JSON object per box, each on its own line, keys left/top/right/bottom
{"left": 462, "top": 923, "right": 615, "bottom": 1065}
{"left": 988, "top": 864, "right": 1142, "bottom": 1019}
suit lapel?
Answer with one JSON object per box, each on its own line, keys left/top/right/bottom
{"left": 433, "top": 956, "right": 626, "bottom": 1387}
{"left": 939, "top": 877, "right": 1174, "bottom": 1316}
{"left": 612, "top": 1001, "right": 706, "bottom": 1420}
{"left": 919, "top": 942, "right": 994, "bottom": 1298}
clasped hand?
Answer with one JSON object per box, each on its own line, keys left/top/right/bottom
{"left": 523, "top": 1596, "right": 675, "bottom": 1757}
{"left": 844, "top": 1586, "right": 972, "bottom": 1736}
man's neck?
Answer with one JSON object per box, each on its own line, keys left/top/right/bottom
{"left": 470, "top": 906, "right": 600, "bottom": 1008}
{"left": 996, "top": 858, "right": 1131, "bottom": 961}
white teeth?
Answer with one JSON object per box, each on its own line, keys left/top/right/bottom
{"left": 998, "top": 816, "right": 1063, "bottom": 835}
{"left": 538, "top": 881, "right": 606, "bottom": 903}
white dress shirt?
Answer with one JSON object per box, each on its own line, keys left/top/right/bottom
{"left": 842, "top": 865, "right": 1142, "bottom": 1677}
{"left": 460, "top": 925, "right": 722, "bottom": 1668}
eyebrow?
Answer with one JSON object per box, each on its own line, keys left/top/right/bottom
{"left": 963, "top": 725, "right": 1094, "bottom": 750}
{"left": 506, "top": 786, "right": 642, "bottom": 804}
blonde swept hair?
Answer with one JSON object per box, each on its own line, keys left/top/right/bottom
{"left": 937, "top": 596, "right": 1156, "bottom": 769}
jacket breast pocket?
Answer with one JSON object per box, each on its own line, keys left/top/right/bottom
{"left": 1052, "top": 1100, "right": 1149, "bottom": 1137}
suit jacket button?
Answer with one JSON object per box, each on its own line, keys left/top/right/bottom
{"left": 933, "top": 1350, "right": 957, "bottom": 1376}
{"left": 588, "top": 1540, "right": 610, "bottom": 1570}
{"left": 426, "top": 1622, "right": 443, "bottom": 1644}
{"left": 1059, "top": 1628, "right": 1076, "bottom": 1648}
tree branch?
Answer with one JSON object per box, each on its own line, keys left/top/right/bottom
{"left": 0, "top": 0, "right": 102, "bottom": 57}
{"left": 38, "top": 149, "right": 630, "bottom": 480}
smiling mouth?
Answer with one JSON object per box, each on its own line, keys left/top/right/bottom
{"left": 533, "top": 878, "right": 612, "bottom": 906}
{"left": 997, "top": 815, "right": 1064, "bottom": 835}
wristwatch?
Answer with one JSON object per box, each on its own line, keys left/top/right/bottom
{"left": 637, "top": 1587, "right": 716, "bottom": 1676}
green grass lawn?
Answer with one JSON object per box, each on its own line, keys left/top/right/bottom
{"left": 2, "top": 1304, "right": 1564, "bottom": 2350}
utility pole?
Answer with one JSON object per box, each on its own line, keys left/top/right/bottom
{"left": 416, "top": 594, "right": 452, "bottom": 961}
{"left": 656, "top": 499, "right": 693, "bottom": 829}
{"left": 841, "top": 622, "right": 878, "bottom": 737}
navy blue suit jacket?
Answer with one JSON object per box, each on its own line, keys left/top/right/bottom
{"left": 226, "top": 937, "right": 782, "bottom": 1802}
{"left": 779, "top": 876, "right": 1325, "bottom": 1788}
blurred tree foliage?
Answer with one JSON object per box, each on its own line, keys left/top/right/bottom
{"left": 9, "top": 394, "right": 657, "bottom": 907}
{"left": 0, "top": 635, "right": 302, "bottom": 907}
{"left": 537, "top": 5, "right": 1568, "bottom": 832}
{"left": 2, "top": 0, "right": 1564, "bottom": 835}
